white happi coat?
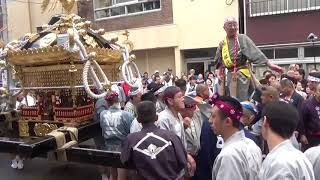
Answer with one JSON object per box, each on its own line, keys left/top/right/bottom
{"left": 158, "top": 107, "right": 187, "bottom": 148}
{"left": 305, "top": 145, "right": 320, "bottom": 180}
{"left": 259, "top": 140, "right": 315, "bottom": 180}
{"left": 212, "top": 130, "right": 262, "bottom": 180}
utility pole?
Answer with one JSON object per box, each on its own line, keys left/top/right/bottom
{"left": 238, "top": 0, "right": 245, "bottom": 34}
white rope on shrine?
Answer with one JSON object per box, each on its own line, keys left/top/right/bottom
{"left": 73, "top": 32, "right": 110, "bottom": 99}
{"left": 120, "top": 47, "right": 142, "bottom": 89}
{"left": 82, "top": 60, "right": 109, "bottom": 99}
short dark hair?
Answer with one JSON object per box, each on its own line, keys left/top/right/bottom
{"left": 208, "top": 72, "right": 215, "bottom": 77}
{"left": 263, "top": 70, "right": 272, "bottom": 76}
{"left": 281, "top": 74, "right": 297, "bottom": 85}
{"left": 175, "top": 79, "right": 187, "bottom": 91}
{"left": 280, "top": 78, "right": 294, "bottom": 88}
{"left": 163, "top": 86, "right": 181, "bottom": 105}
{"left": 216, "top": 96, "right": 242, "bottom": 129}
{"left": 206, "top": 78, "right": 213, "bottom": 83}
{"left": 141, "top": 92, "right": 157, "bottom": 103}
{"left": 154, "top": 75, "right": 161, "bottom": 81}
{"left": 298, "top": 69, "right": 305, "bottom": 78}
{"left": 262, "top": 101, "right": 298, "bottom": 139}
{"left": 266, "top": 73, "right": 276, "bottom": 81}
{"left": 137, "top": 101, "right": 157, "bottom": 124}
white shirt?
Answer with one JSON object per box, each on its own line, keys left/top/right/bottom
{"left": 158, "top": 107, "right": 187, "bottom": 148}
{"left": 16, "top": 95, "right": 36, "bottom": 109}
{"left": 212, "top": 130, "right": 262, "bottom": 180}
{"left": 305, "top": 145, "right": 320, "bottom": 180}
{"left": 259, "top": 140, "right": 315, "bottom": 180}
{"left": 185, "top": 83, "right": 197, "bottom": 96}
{"left": 185, "top": 110, "right": 203, "bottom": 155}
{"left": 130, "top": 115, "right": 160, "bottom": 133}
{"left": 163, "top": 79, "right": 173, "bottom": 87}
{"left": 296, "top": 90, "right": 307, "bottom": 99}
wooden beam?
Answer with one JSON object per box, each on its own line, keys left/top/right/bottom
{"left": 18, "top": 121, "right": 101, "bottom": 158}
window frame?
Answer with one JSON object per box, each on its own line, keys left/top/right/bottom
{"left": 93, "top": 0, "right": 162, "bottom": 21}
{"left": 249, "top": 0, "right": 320, "bottom": 17}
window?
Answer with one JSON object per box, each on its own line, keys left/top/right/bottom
{"left": 275, "top": 48, "right": 298, "bottom": 59}
{"left": 249, "top": 0, "right": 320, "bottom": 17}
{"left": 94, "top": 0, "right": 161, "bottom": 20}
{"left": 304, "top": 46, "right": 320, "bottom": 57}
{"left": 261, "top": 49, "right": 274, "bottom": 59}
{"left": 183, "top": 48, "right": 217, "bottom": 59}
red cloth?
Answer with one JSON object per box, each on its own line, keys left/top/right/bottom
{"left": 121, "top": 83, "right": 130, "bottom": 96}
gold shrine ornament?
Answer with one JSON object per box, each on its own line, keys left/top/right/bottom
{"left": 41, "top": 0, "right": 76, "bottom": 14}
{"left": 39, "top": 33, "right": 57, "bottom": 48}
{"left": 34, "top": 123, "right": 59, "bottom": 136}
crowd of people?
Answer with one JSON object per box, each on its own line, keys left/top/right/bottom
{"left": 8, "top": 16, "right": 320, "bottom": 180}
{"left": 95, "top": 63, "right": 320, "bottom": 180}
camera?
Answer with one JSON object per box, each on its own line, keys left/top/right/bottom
{"left": 307, "top": 33, "right": 318, "bottom": 41}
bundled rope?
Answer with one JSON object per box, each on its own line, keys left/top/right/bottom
{"left": 47, "top": 126, "right": 78, "bottom": 161}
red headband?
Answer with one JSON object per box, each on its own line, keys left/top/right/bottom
{"left": 105, "top": 91, "right": 118, "bottom": 101}
{"left": 185, "top": 102, "right": 197, "bottom": 109}
{"left": 210, "top": 93, "right": 243, "bottom": 121}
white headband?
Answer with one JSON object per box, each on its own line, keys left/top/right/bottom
{"left": 154, "top": 86, "right": 167, "bottom": 96}
{"left": 224, "top": 17, "right": 237, "bottom": 24}
{"left": 129, "top": 88, "right": 141, "bottom": 96}
{"left": 307, "top": 75, "right": 320, "bottom": 82}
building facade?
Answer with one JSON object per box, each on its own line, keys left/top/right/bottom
{"left": 1, "top": 0, "right": 73, "bottom": 42}
{"left": 245, "top": 0, "right": 320, "bottom": 76}
{"left": 78, "top": 0, "right": 239, "bottom": 77}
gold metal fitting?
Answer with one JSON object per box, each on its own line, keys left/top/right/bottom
{"left": 84, "top": 21, "right": 92, "bottom": 28}
{"left": 73, "top": 16, "right": 82, "bottom": 23}
{"left": 129, "top": 54, "right": 136, "bottom": 62}
{"left": 0, "top": 87, "right": 8, "bottom": 96}
{"left": 78, "top": 29, "right": 86, "bottom": 36}
{"left": 75, "top": 22, "right": 85, "bottom": 29}
{"left": 110, "top": 37, "right": 118, "bottom": 43}
{"left": 0, "top": 61, "right": 6, "bottom": 67}
{"left": 97, "top": 29, "right": 105, "bottom": 35}
{"left": 104, "top": 82, "right": 112, "bottom": 91}
{"left": 88, "top": 52, "right": 97, "bottom": 60}
{"left": 69, "top": 64, "right": 77, "bottom": 72}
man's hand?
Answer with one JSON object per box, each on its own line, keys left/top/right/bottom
{"left": 187, "top": 154, "right": 196, "bottom": 177}
{"left": 183, "top": 117, "right": 192, "bottom": 129}
{"left": 300, "top": 135, "right": 309, "bottom": 145}
{"left": 219, "top": 40, "right": 224, "bottom": 49}
{"left": 267, "top": 60, "right": 283, "bottom": 73}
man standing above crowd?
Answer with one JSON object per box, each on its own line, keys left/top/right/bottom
{"left": 209, "top": 95, "right": 262, "bottom": 180}
{"left": 213, "top": 17, "right": 282, "bottom": 101}
{"left": 259, "top": 101, "right": 314, "bottom": 180}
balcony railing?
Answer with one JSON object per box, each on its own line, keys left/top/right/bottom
{"left": 94, "top": 0, "right": 161, "bottom": 21}
{"left": 248, "top": 0, "right": 320, "bottom": 17}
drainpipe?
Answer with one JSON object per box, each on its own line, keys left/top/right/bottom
{"left": 27, "top": 0, "right": 32, "bottom": 33}
{"left": 238, "top": 0, "right": 245, "bottom": 34}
